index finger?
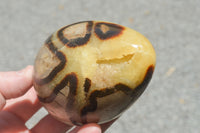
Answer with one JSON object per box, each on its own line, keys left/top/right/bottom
{"left": 0, "top": 66, "right": 33, "bottom": 109}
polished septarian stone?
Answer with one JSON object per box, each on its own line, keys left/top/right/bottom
{"left": 33, "top": 21, "right": 156, "bottom": 126}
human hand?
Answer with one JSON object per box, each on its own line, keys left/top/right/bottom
{"left": 0, "top": 66, "right": 115, "bottom": 133}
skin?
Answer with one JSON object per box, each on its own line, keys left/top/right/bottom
{"left": 0, "top": 66, "right": 115, "bottom": 133}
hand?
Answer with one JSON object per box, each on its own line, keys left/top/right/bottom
{"left": 0, "top": 66, "right": 115, "bottom": 133}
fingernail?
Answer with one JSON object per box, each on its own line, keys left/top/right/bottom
{"left": 77, "top": 126, "right": 101, "bottom": 133}
{"left": 16, "top": 68, "right": 26, "bottom": 75}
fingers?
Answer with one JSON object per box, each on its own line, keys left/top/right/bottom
{"left": 71, "top": 123, "right": 101, "bottom": 133}
{"left": 100, "top": 118, "right": 117, "bottom": 132}
{"left": 0, "top": 65, "right": 33, "bottom": 99}
{"left": 31, "top": 115, "right": 72, "bottom": 133}
{"left": 70, "top": 118, "right": 117, "bottom": 133}
{"left": 0, "top": 111, "right": 30, "bottom": 133}
{"left": 0, "top": 66, "right": 33, "bottom": 110}
{"left": 3, "top": 88, "right": 42, "bottom": 122}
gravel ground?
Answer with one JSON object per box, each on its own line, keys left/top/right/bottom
{"left": 0, "top": 0, "right": 199, "bottom": 133}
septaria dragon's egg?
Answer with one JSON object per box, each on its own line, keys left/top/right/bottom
{"left": 33, "top": 21, "right": 156, "bottom": 126}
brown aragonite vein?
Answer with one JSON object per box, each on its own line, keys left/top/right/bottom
{"left": 94, "top": 22, "right": 124, "bottom": 40}
{"left": 38, "top": 73, "right": 78, "bottom": 104}
{"left": 57, "top": 21, "right": 93, "bottom": 48}
{"left": 80, "top": 65, "right": 154, "bottom": 123}
{"left": 35, "top": 35, "right": 67, "bottom": 85}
